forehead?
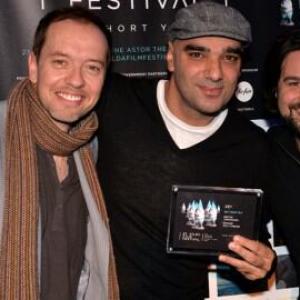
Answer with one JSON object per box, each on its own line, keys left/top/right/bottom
{"left": 281, "top": 50, "right": 300, "bottom": 75}
{"left": 42, "top": 19, "right": 108, "bottom": 57}
{"left": 173, "top": 36, "right": 242, "bottom": 52}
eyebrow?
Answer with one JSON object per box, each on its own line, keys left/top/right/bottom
{"left": 50, "top": 51, "right": 70, "bottom": 58}
{"left": 283, "top": 76, "right": 300, "bottom": 82}
{"left": 50, "top": 51, "right": 106, "bottom": 65}
{"left": 184, "top": 45, "right": 208, "bottom": 52}
{"left": 183, "top": 45, "right": 243, "bottom": 55}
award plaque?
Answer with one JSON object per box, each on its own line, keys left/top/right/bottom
{"left": 167, "top": 185, "right": 263, "bottom": 256}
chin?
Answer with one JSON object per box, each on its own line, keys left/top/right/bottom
{"left": 52, "top": 115, "right": 80, "bottom": 128}
{"left": 202, "top": 106, "right": 226, "bottom": 116}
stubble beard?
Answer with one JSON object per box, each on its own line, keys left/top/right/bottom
{"left": 285, "top": 102, "right": 300, "bottom": 142}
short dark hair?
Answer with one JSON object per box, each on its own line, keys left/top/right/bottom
{"left": 264, "top": 29, "right": 300, "bottom": 114}
{"left": 32, "top": 6, "right": 111, "bottom": 61}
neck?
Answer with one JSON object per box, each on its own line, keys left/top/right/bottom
{"left": 54, "top": 120, "right": 71, "bottom": 133}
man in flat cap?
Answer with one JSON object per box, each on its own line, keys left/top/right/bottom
{"left": 97, "top": 1, "right": 275, "bottom": 299}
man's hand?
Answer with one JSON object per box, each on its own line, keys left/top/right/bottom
{"left": 218, "top": 235, "right": 276, "bottom": 280}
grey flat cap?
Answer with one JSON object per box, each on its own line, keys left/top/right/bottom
{"left": 167, "top": 1, "right": 252, "bottom": 45}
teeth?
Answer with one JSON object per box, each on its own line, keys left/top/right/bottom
{"left": 58, "top": 92, "right": 82, "bottom": 101}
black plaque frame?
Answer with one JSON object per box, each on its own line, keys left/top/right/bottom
{"left": 167, "top": 185, "right": 263, "bottom": 257}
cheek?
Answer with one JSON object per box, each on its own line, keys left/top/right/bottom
{"left": 221, "top": 68, "right": 239, "bottom": 92}
{"left": 36, "top": 74, "right": 51, "bottom": 96}
{"left": 278, "top": 89, "right": 293, "bottom": 116}
{"left": 37, "top": 67, "right": 61, "bottom": 89}
{"left": 223, "top": 76, "right": 239, "bottom": 95}
{"left": 225, "top": 67, "right": 240, "bottom": 83}
{"left": 278, "top": 102, "right": 289, "bottom": 117}
{"left": 89, "top": 77, "right": 105, "bottom": 100}
{"left": 178, "top": 65, "right": 201, "bottom": 84}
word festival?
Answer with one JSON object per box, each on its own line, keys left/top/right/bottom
{"left": 41, "top": 0, "right": 198, "bottom": 10}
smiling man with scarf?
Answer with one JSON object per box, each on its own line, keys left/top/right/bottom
{"left": 0, "top": 7, "right": 118, "bottom": 300}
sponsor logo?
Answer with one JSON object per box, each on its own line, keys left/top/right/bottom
{"left": 235, "top": 81, "right": 253, "bottom": 102}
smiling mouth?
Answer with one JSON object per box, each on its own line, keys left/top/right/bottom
{"left": 57, "top": 91, "right": 84, "bottom": 102}
{"left": 290, "top": 103, "right": 300, "bottom": 115}
{"left": 200, "top": 86, "right": 223, "bottom": 96}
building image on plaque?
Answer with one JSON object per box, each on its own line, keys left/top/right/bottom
{"left": 181, "top": 200, "right": 221, "bottom": 230}
{"left": 280, "top": 0, "right": 294, "bottom": 26}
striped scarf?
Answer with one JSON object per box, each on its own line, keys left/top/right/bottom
{"left": 0, "top": 79, "right": 119, "bottom": 299}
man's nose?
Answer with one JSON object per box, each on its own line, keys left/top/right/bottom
{"left": 66, "top": 66, "right": 85, "bottom": 88}
{"left": 205, "top": 58, "right": 222, "bottom": 81}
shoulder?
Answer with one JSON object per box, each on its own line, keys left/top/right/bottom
{"left": 102, "top": 73, "right": 158, "bottom": 99}
{"left": 97, "top": 73, "right": 159, "bottom": 116}
{"left": 225, "top": 110, "right": 268, "bottom": 142}
{"left": 267, "top": 125, "right": 294, "bottom": 148}
{"left": 216, "top": 110, "right": 272, "bottom": 162}
{"left": 268, "top": 124, "right": 288, "bottom": 140}
{"left": 268, "top": 124, "right": 300, "bottom": 157}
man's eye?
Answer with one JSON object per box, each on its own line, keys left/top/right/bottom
{"left": 89, "top": 65, "right": 100, "bottom": 72}
{"left": 52, "top": 59, "right": 67, "bottom": 67}
{"left": 86, "top": 64, "right": 102, "bottom": 74}
{"left": 188, "top": 51, "right": 204, "bottom": 59}
{"left": 287, "top": 80, "right": 300, "bottom": 87}
{"left": 224, "top": 54, "right": 240, "bottom": 63}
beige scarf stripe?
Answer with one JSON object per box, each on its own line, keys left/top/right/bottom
{"left": 79, "top": 147, "right": 119, "bottom": 299}
{"left": 79, "top": 147, "right": 109, "bottom": 218}
{"left": 0, "top": 79, "right": 119, "bottom": 299}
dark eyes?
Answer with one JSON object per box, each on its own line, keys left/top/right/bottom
{"left": 286, "top": 80, "right": 300, "bottom": 87}
{"left": 51, "top": 58, "right": 103, "bottom": 75}
{"left": 52, "top": 59, "right": 67, "bottom": 67}
{"left": 187, "top": 51, "right": 240, "bottom": 63}
{"left": 223, "top": 54, "right": 240, "bottom": 63}
{"left": 188, "top": 51, "right": 204, "bottom": 58}
{"left": 86, "top": 64, "right": 102, "bottom": 74}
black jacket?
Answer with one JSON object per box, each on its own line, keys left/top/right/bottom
{"left": 268, "top": 125, "right": 300, "bottom": 286}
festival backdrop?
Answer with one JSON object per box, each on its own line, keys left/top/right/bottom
{"left": 0, "top": 0, "right": 300, "bottom": 298}
{"left": 0, "top": 0, "right": 283, "bottom": 120}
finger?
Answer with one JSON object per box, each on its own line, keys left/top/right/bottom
{"left": 239, "top": 270, "right": 264, "bottom": 281}
{"left": 228, "top": 241, "right": 265, "bottom": 269}
{"left": 218, "top": 253, "right": 251, "bottom": 270}
{"left": 230, "top": 236, "right": 275, "bottom": 270}
{"left": 232, "top": 235, "right": 266, "bottom": 254}
{"left": 218, "top": 254, "right": 267, "bottom": 280}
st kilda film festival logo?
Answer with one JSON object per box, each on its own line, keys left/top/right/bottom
{"left": 181, "top": 199, "right": 221, "bottom": 230}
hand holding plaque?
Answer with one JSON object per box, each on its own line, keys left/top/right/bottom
{"left": 167, "top": 185, "right": 263, "bottom": 257}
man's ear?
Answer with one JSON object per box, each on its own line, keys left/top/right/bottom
{"left": 28, "top": 52, "right": 38, "bottom": 84}
{"left": 166, "top": 41, "right": 175, "bottom": 73}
